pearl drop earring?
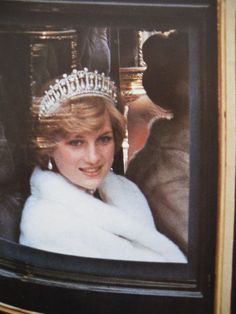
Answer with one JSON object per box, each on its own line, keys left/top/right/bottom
{"left": 48, "top": 158, "right": 53, "bottom": 170}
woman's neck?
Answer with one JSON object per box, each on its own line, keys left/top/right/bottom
{"left": 75, "top": 184, "right": 96, "bottom": 195}
{"left": 57, "top": 171, "right": 96, "bottom": 195}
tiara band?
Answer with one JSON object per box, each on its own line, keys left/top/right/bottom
{"left": 38, "top": 68, "right": 118, "bottom": 117}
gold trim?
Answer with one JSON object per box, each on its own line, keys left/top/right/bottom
{"left": 215, "top": 0, "right": 236, "bottom": 313}
{"left": 119, "top": 67, "right": 147, "bottom": 98}
{"left": 0, "top": 29, "right": 77, "bottom": 41}
{"left": 0, "top": 302, "right": 42, "bottom": 314}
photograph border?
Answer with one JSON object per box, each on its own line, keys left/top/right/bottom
{"left": 0, "top": 1, "right": 219, "bottom": 313}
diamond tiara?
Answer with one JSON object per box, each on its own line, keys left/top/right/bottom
{"left": 39, "top": 68, "right": 118, "bottom": 117}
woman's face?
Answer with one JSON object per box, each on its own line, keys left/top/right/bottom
{"left": 52, "top": 113, "right": 115, "bottom": 191}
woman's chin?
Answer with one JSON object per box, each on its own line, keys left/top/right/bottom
{"left": 77, "top": 179, "right": 101, "bottom": 192}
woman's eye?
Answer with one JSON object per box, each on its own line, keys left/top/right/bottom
{"left": 68, "top": 139, "right": 84, "bottom": 146}
{"left": 98, "top": 136, "right": 113, "bottom": 144}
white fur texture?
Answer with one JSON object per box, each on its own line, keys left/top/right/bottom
{"left": 19, "top": 167, "right": 186, "bottom": 263}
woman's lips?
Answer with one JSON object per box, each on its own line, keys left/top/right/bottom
{"left": 79, "top": 166, "right": 102, "bottom": 177}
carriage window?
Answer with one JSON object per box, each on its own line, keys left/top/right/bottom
{"left": 0, "top": 26, "right": 190, "bottom": 262}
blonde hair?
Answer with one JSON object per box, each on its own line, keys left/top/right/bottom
{"left": 32, "top": 95, "right": 126, "bottom": 169}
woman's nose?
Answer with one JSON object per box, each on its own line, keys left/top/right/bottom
{"left": 85, "top": 144, "right": 100, "bottom": 164}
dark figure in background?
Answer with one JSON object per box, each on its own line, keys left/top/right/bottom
{"left": 126, "top": 31, "right": 189, "bottom": 255}
{"left": 77, "top": 27, "right": 111, "bottom": 75}
{"left": 31, "top": 27, "right": 111, "bottom": 96}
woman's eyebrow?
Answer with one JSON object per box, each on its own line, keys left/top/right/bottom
{"left": 67, "top": 134, "right": 85, "bottom": 140}
{"left": 98, "top": 130, "right": 113, "bottom": 136}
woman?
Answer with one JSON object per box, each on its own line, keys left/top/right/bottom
{"left": 19, "top": 68, "right": 186, "bottom": 263}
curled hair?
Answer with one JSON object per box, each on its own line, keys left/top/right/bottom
{"left": 31, "top": 95, "right": 126, "bottom": 169}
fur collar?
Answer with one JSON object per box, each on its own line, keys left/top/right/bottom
{"left": 20, "top": 167, "right": 186, "bottom": 263}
